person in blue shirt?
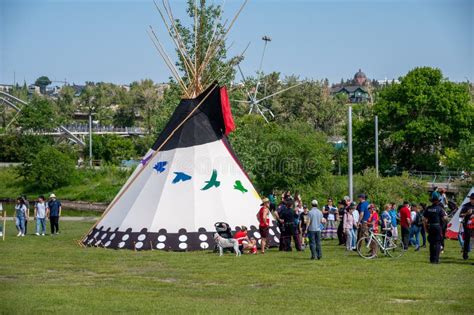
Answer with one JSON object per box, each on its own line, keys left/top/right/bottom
{"left": 47, "top": 193, "right": 62, "bottom": 235}
{"left": 356, "top": 194, "right": 370, "bottom": 249}
{"left": 388, "top": 202, "right": 398, "bottom": 240}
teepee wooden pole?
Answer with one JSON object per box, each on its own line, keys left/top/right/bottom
{"left": 81, "top": 84, "right": 219, "bottom": 242}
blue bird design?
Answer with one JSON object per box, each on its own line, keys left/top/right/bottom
{"left": 172, "top": 172, "right": 192, "bottom": 184}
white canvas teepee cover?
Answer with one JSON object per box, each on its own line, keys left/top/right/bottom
{"left": 83, "top": 85, "right": 279, "bottom": 250}
{"left": 446, "top": 186, "right": 474, "bottom": 240}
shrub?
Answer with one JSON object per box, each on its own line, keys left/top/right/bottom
{"left": 25, "top": 146, "right": 76, "bottom": 191}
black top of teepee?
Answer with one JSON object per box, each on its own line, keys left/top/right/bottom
{"left": 152, "top": 84, "right": 227, "bottom": 151}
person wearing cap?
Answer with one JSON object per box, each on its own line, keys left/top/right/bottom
{"left": 47, "top": 193, "right": 62, "bottom": 235}
{"left": 399, "top": 201, "right": 412, "bottom": 250}
{"left": 459, "top": 192, "right": 474, "bottom": 260}
{"left": 423, "top": 195, "right": 447, "bottom": 264}
{"left": 356, "top": 194, "right": 370, "bottom": 250}
{"left": 306, "top": 199, "right": 323, "bottom": 260}
{"left": 256, "top": 198, "right": 270, "bottom": 254}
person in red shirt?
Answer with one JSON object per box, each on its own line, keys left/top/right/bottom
{"left": 368, "top": 204, "right": 380, "bottom": 234}
{"left": 234, "top": 226, "right": 257, "bottom": 254}
{"left": 399, "top": 201, "right": 412, "bottom": 250}
{"left": 256, "top": 198, "right": 270, "bottom": 254}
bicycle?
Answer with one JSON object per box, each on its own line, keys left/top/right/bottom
{"left": 357, "top": 228, "right": 404, "bottom": 259}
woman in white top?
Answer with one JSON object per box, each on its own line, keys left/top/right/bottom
{"left": 15, "top": 197, "right": 27, "bottom": 237}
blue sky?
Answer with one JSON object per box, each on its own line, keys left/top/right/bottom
{"left": 1, "top": 0, "right": 472, "bottom": 85}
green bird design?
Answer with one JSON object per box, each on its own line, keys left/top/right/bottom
{"left": 233, "top": 180, "right": 248, "bottom": 193}
{"left": 201, "top": 169, "right": 220, "bottom": 190}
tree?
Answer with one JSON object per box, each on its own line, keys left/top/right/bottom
{"left": 17, "top": 96, "right": 58, "bottom": 131}
{"left": 130, "top": 79, "right": 161, "bottom": 133}
{"left": 174, "top": 0, "right": 236, "bottom": 89}
{"left": 34, "top": 76, "right": 52, "bottom": 94}
{"left": 353, "top": 67, "right": 473, "bottom": 172}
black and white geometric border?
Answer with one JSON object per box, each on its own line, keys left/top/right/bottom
{"left": 82, "top": 222, "right": 281, "bottom": 251}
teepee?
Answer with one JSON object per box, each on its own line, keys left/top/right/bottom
{"left": 82, "top": 0, "right": 279, "bottom": 250}
{"left": 446, "top": 186, "right": 473, "bottom": 240}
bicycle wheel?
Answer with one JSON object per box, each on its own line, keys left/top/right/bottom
{"left": 357, "top": 237, "right": 377, "bottom": 259}
{"left": 386, "top": 238, "right": 404, "bottom": 258}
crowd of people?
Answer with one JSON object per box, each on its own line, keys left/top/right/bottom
{"left": 247, "top": 189, "right": 474, "bottom": 264}
{"left": 11, "top": 194, "right": 62, "bottom": 237}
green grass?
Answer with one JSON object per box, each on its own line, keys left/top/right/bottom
{"left": 1, "top": 221, "right": 472, "bottom": 314}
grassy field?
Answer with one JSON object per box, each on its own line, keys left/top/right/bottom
{"left": 1, "top": 220, "right": 472, "bottom": 314}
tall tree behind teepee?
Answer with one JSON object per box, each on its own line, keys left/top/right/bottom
{"left": 173, "top": 0, "right": 236, "bottom": 89}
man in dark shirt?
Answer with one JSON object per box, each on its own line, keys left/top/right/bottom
{"left": 278, "top": 199, "right": 301, "bottom": 252}
{"left": 48, "top": 194, "right": 62, "bottom": 235}
{"left": 460, "top": 193, "right": 474, "bottom": 260}
{"left": 337, "top": 200, "right": 346, "bottom": 245}
{"left": 423, "top": 196, "right": 447, "bottom": 264}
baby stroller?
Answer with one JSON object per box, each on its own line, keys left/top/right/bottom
{"left": 214, "top": 222, "right": 234, "bottom": 253}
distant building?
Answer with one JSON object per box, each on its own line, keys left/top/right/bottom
{"left": 28, "top": 84, "right": 40, "bottom": 94}
{"left": 0, "top": 84, "right": 14, "bottom": 92}
{"left": 331, "top": 69, "right": 371, "bottom": 103}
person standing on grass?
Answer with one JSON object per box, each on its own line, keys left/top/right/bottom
{"left": 399, "top": 201, "right": 412, "bottom": 250}
{"left": 409, "top": 204, "right": 423, "bottom": 251}
{"left": 307, "top": 200, "right": 323, "bottom": 260}
{"left": 356, "top": 194, "right": 370, "bottom": 250}
{"left": 388, "top": 203, "right": 399, "bottom": 240}
{"left": 34, "top": 196, "right": 47, "bottom": 236}
{"left": 48, "top": 194, "right": 62, "bottom": 235}
{"left": 351, "top": 201, "right": 359, "bottom": 250}
{"left": 367, "top": 204, "right": 379, "bottom": 234}
{"left": 419, "top": 203, "right": 427, "bottom": 248}
{"left": 337, "top": 200, "right": 346, "bottom": 245}
{"left": 279, "top": 199, "right": 302, "bottom": 252}
{"left": 322, "top": 198, "right": 338, "bottom": 240}
{"left": 15, "top": 197, "right": 27, "bottom": 237}
{"left": 460, "top": 193, "right": 474, "bottom": 260}
{"left": 256, "top": 198, "right": 270, "bottom": 254}
{"left": 423, "top": 195, "right": 447, "bottom": 264}
{"left": 298, "top": 205, "right": 310, "bottom": 249}
{"left": 343, "top": 203, "right": 356, "bottom": 251}
{"left": 21, "top": 195, "right": 30, "bottom": 235}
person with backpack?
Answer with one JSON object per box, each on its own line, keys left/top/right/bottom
{"left": 409, "top": 204, "right": 423, "bottom": 251}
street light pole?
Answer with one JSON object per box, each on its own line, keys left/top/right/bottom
{"left": 375, "top": 115, "right": 379, "bottom": 177}
{"left": 89, "top": 113, "right": 92, "bottom": 167}
{"left": 348, "top": 105, "right": 353, "bottom": 201}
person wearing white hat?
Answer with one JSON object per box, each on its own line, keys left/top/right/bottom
{"left": 48, "top": 193, "right": 62, "bottom": 235}
{"left": 306, "top": 199, "right": 324, "bottom": 260}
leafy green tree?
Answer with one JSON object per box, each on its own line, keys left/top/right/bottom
{"left": 174, "top": 0, "right": 236, "bottom": 88}
{"left": 353, "top": 67, "right": 473, "bottom": 172}
{"left": 56, "top": 85, "right": 76, "bottom": 123}
{"left": 24, "top": 146, "right": 76, "bottom": 191}
{"left": 34, "top": 76, "right": 52, "bottom": 94}
{"left": 17, "top": 96, "right": 58, "bottom": 131}
{"left": 229, "top": 115, "right": 333, "bottom": 192}
{"left": 130, "top": 79, "right": 161, "bottom": 132}
{"left": 87, "top": 135, "right": 137, "bottom": 165}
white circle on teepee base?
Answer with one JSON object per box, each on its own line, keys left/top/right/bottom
{"left": 179, "top": 243, "right": 187, "bottom": 249}
{"left": 158, "top": 235, "right": 166, "bottom": 242}
{"left": 253, "top": 232, "right": 261, "bottom": 239}
{"left": 156, "top": 243, "right": 165, "bottom": 249}
{"left": 118, "top": 241, "right": 125, "bottom": 248}
{"left": 269, "top": 229, "right": 275, "bottom": 236}
{"left": 135, "top": 242, "right": 143, "bottom": 249}
{"left": 101, "top": 233, "right": 107, "bottom": 240}
{"left": 199, "top": 234, "right": 208, "bottom": 241}
{"left": 276, "top": 227, "right": 280, "bottom": 233}
{"left": 94, "top": 232, "right": 100, "bottom": 238}
{"left": 95, "top": 240, "right": 101, "bottom": 246}
{"left": 200, "top": 242, "right": 209, "bottom": 249}
{"left": 179, "top": 235, "right": 188, "bottom": 242}
{"left": 122, "top": 234, "right": 129, "bottom": 241}
{"left": 138, "top": 234, "right": 146, "bottom": 241}
{"left": 104, "top": 241, "right": 111, "bottom": 247}
{"left": 109, "top": 233, "right": 116, "bottom": 240}
{"left": 274, "top": 236, "right": 279, "bottom": 243}
{"left": 87, "top": 239, "right": 94, "bottom": 244}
